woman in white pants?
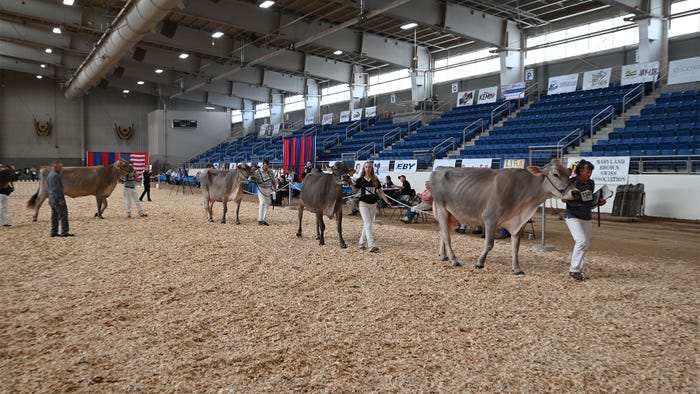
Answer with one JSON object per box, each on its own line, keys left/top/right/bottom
{"left": 562, "top": 160, "right": 606, "bottom": 281}
{"left": 350, "top": 161, "right": 392, "bottom": 253}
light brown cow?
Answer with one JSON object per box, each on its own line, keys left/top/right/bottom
{"left": 200, "top": 163, "right": 254, "bottom": 224}
{"left": 430, "top": 158, "right": 575, "bottom": 275}
{"left": 27, "top": 159, "right": 133, "bottom": 220}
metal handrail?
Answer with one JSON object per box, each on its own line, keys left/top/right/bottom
{"left": 491, "top": 101, "right": 511, "bottom": 126}
{"left": 524, "top": 81, "right": 540, "bottom": 103}
{"left": 432, "top": 137, "right": 456, "bottom": 156}
{"left": 590, "top": 105, "right": 615, "bottom": 137}
{"left": 323, "top": 133, "right": 341, "bottom": 151}
{"left": 346, "top": 121, "right": 361, "bottom": 139}
{"left": 528, "top": 128, "right": 582, "bottom": 163}
{"left": 251, "top": 141, "right": 265, "bottom": 156}
{"left": 356, "top": 142, "right": 376, "bottom": 159}
{"left": 622, "top": 84, "right": 645, "bottom": 114}
{"left": 407, "top": 114, "right": 422, "bottom": 134}
{"left": 383, "top": 126, "right": 403, "bottom": 148}
{"left": 303, "top": 125, "right": 318, "bottom": 137}
{"left": 462, "top": 118, "right": 484, "bottom": 144}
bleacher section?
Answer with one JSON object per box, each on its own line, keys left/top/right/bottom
{"left": 379, "top": 100, "right": 516, "bottom": 168}
{"left": 587, "top": 89, "right": 700, "bottom": 157}
{"left": 319, "top": 118, "right": 419, "bottom": 162}
{"left": 457, "top": 84, "right": 643, "bottom": 162}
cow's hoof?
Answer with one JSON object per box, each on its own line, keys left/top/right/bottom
{"left": 98, "top": 215, "right": 104, "bottom": 219}
{"left": 514, "top": 271, "right": 525, "bottom": 276}
{"left": 235, "top": 221, "right": 240, "bottom": 225}
{"left": 94, "top": 213, "right": 99, "bottom": 217}
{"left": 441, "top": 256, "right": 449, "bottom": 262}
{"left": 340, "top": 243, "right": 347, "bottom": 249}
{"left": 220, "top": 220, "right": 226, "bottom": 224}
{"left": 474, "top": 264, "right": 484, "bottom": 269}
{"left": 452, "top": 261, "right": 462, "bottom": 267}
{"left": 32, "top": 218, "right": 37, "bottom": 222}
{"left": 318, "top": 240, "right": 325, "bottom": 246}
{"left": 207, "top": 218, "right": 214, "bottom": 222}
{"left": 296, "top": 232, "right": 302, "bottom": 238}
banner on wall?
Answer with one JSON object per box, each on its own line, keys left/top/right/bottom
{"left": 272, "top": 123, "right": 281, "bottom": 135}
{"left": 304, "top": 116, "right": 315, "bottom": 125}
{"left": 477, "top": 86, "right": 498, "bottom": 104}
{"left": 433, "top": 159, "right": 457, "bottom": 170}
{"left": 339, "top": 110, "right": 351, "bottom": 123}
{"left": 547, "top": 73, "right": 579, "bottom": 95}
{"left": 502, "top": 82, "right": 526, "bottom": 100}
{"left": 456, "top": 90, "right": 475, "bottom": 107}
{"left": 87, "top": 151, "right": 149, "bottom": 181}
{"left": 351, "top": 108, "right": 363, "bottom": 121}
{"left": 365, "top": 106, "right": 377, "bottom": 118}
{"left": 259, "top": 123, "right": 269, "bottom": 137}
{"left": 393, "top": 159, "right": 417, "bottom": 173}
{"left": 667, "top": 56, "right": 700, "bottom": 85}
{"left": 321, "top": 113, "right": 333, "bottom": 125}
{"left": 582, "top": 68, "right": 611, "bottom": 90}
{"left": 373, "top": 160, "right": 390, "bottom": 178}
{"left": 461, "top": 158, "right": 492, "bottom": 168}
{"left": 566, "top": 156, "right": 630, "bottom": 185}
{"left": 284, "top": 136, "right": 316, "bottom": 181}
{"left": 503, "top": 159, "right": 526, "bottom": 169}
{"left": 621, "top": 61, "right": 659, "bottom": 86}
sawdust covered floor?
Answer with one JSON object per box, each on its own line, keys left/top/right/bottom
{"left": 0, "top": 185, "right": 698, "bottom": 392}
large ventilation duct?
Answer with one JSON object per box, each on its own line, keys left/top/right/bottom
{"left": 64, "top": 0, "right": 180, "bottom": 100}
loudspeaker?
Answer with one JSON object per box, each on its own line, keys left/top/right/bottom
{"left": 98, "top": 79, "right": 109, "bottom": 88}
{"left": 132, "top": 47, "right": 146, "bottom": 62}
{"left": 160, "top": 20, "right": 178, "bottom": 39}
{"left": 113, "top": 66, "right": 124, "bottom": 78}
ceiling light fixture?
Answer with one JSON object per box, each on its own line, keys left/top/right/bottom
{"left": 52, "top": 26, "right": 62, "bottom": 34}
{"left": 45, "top": 48, "right": 53, "bottom": 53}
{"left": 400, "top": 22, "right": 417, "bottom": 30}
{"left": 63, "top": 0, "right": 75, "bottom": 5}
{"left": 155, "top": 68, "right": 164, "bottom": 74}
{"left": 178, "top": 53, "right": 189, "bottom": 59}
{"left": 40, "top": 64, "right": 47, "bottom": 68}
{"left": 259, "top": 1, "right": 275, "bottom": 9}
{"left": 36, "top": 75, "right": 43, "bottom": 79}
{"left": 211, "top": 31, "right": 224, "bottom": 38}
{"left": 205, "top": 106, "right": 216, "bottom": 110}
{"left": 137, "top": 81, "right": 145, "bottom": 85}
{"left": 122, "top": 89, "right": 130, "bottom": 94}
{"left": 333, "top": 50, "right": 343, "bottom": 55}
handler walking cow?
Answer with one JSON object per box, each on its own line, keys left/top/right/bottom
{"left": 296, "top": 162, "right": 354, "bottom": 248}
{"left": 200, "top": 163, "right": 254, "bottom": 224}
{"left": 430, "top": 158, "right": 575, "bottom": 274}
{"left": 28, "top": 158, "right": 133, "bottom": 220}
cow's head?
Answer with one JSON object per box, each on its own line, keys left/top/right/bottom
{"left": 236, "top": 163, "right": 256, "bottom": 182}
{"left": 527, "top": 158, "right": 576, "bottom": 198}
{"left": 115, "top": 158, "right": 134, "bottom": 174}
{"left": 329, "top": 161, "right": 354, "bottom": 180}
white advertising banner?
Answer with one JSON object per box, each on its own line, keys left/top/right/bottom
{"left": 339, "top": 110, "right": 351, "bottom": 123}
{"left": 502, "top": 82, "right": 526, "bottom": 100}
{"left": 272, "top": 123, "right": 281, "bottom": 135}
{"left": 321, "top": 113, "right": 333, "bottom": 125}
{"left": 351, "top": 108, "right": 362, "bottom": 121}
{"left": 547, "top": 73, "right": 579, "bottom": 95}
{"left": 566, "top": 156, "right": 630, "bottom": 185}
{"left": 365, "top": 106, "right": 377, "bottom": 118}
{"left": 621, "top": 61, "right": 659, "bottom": 86}
{"left": 667, "top": 56, "right": 700, "bottom": 85}
{"left": 259, "top": 123, "right": 270, "bottom": 137}
{"left": 477, "top": 86, "right": 498, "bottom": 104}
{"left": 393, "top": 160, "right": 417, "bottom": 173}
{"left": 461, "top": 158, "right": 493, "bottom": 168}
{"left": 433, "top": 159, "right": 457, "bottom": 170}
{"left": 503, "top": 159, "right": 526, "bottom": 169}
{"left": 304, "top": 116, "right": 315, "bottom": 125}
{"left": 582, "top": 68, "right": 612, "bottom": 90}
{"left": 373, "top": 160, "right": 390, "bottom": 178}
{"left": 456, "top": 90, "right": 475, "bottom": 107}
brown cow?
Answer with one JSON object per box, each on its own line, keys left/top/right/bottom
{"left": 200, "top": 163, "right": 254, "bottom": 224}
{"left": 430, "top": 158, "right": 575, "bottom": 275}
{"left": 27, "top": 159, "right": 133, "bottom": 220}
{"left": 296, "top": 162, "right": 354, "bottom": 248}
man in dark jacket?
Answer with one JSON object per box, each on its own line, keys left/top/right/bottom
{"left": 47, "top": 161, "right": 73, "bottom": 237}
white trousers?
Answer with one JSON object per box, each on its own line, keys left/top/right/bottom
{"left": 565, "top": 218, "right": 592, "bottom": 273}
{"left": 258, "top": 190, "right": 271, "bottom": 222}
{"left": 0, "top": 194, "right": 8, "bottom": 225}
{"left": 124, "top": 187, "right": 144, "bottom": 216}
{"left": 358, "top": 201, "right": 377, "bottom": 248}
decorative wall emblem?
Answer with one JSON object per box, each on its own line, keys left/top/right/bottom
{"left": 115, "top": 122, "right": 134, "bottom": 140}
{"left": 34, "top": 117, "right": 52, "bottom": 136}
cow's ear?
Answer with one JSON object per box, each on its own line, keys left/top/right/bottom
{"left": 348, "top": 169, "right": 356, "bottom": 176}
{"left": 527, "top": 166, "right": 545, "bottom": 176}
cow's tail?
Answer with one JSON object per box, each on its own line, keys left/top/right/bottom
{"left": 27, "top": 191, "right": 38, "bottom": 209}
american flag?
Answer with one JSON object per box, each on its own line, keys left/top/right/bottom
{"left": 119, "top": 152, "right": 149, "bottom": 181}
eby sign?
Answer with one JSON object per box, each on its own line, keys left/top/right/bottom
{"left": 393, "top": 160, "right": 417, "bottom": 173}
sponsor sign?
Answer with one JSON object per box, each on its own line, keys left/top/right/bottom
{"left": 621, "top": 61, "right": 659, "bottom": 86}
{"left": 667, "top": 56, "right": 700, "bottom": 85}
{"left": 502, "top": 82, "right": 526, "bottom": 100}
{"left": 477, "top": 86, "right": 498, "bottom": 104}
{"left": 582, "top": 68, "right": 611, "bottom": 90}
{"left": 566, "top": 156, "right": 630, "bottom": 185}
{"left": 547, "top": 73, "right": 579, "bottom": 95}
{"left": 304, "top": 116, "right": 315, "bottom": 125}
{"left": 339, "top": 110, "right": 351, "bottom": 123}
{"left": 321, "top": 113, "right": 333, "bottom": 125}
{"left": 503, "top": 159, "right": 525, "bottom": 169}
{"left": 365, "top": 106, "right": 377, "bottom": 118}
{"left": 461, "top": 158, "right": 492, "bottom": 168}
{"left": 456, "top": 90, "right": 474, "bottom": 107}
{"left": 433, "top": 159, "right": 456, "bottom": 170}
{"left": 351, "top": 109, "right": 362, "bottom": 121}
{"left": 393, "top": 160, "right": 417, "bottom": 173}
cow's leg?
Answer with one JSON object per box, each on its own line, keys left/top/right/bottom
{"left": 296, "top": 204, "right": 304, "bottom": 237}
{"left": 511, "top": 229, "right": 524, "bottom": 275}
{"left": 317, "top": 213, "right": 325, "bottom": 245}
{"left": 234, "top": 201, "right": 241, "bottom": 225}
{"left": 204, "top": 197, "right": 213, "bottom": 222}
{"left": 96, "top": 196, "right": 107, "bottom": 219}
{"left": 476, "top": 221, "right": 496, "bottom": 269}
{"left": 31, "top": 191, "right": 48, "bottom": 221}
{"left": 336, "top": 214, "right": 346, "bottom": 249}
{"left": 435, "top": 206, "right": 459, "bottom": 265}
{"left": 221, "top": 201, "right": 227, "bottom": 224}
